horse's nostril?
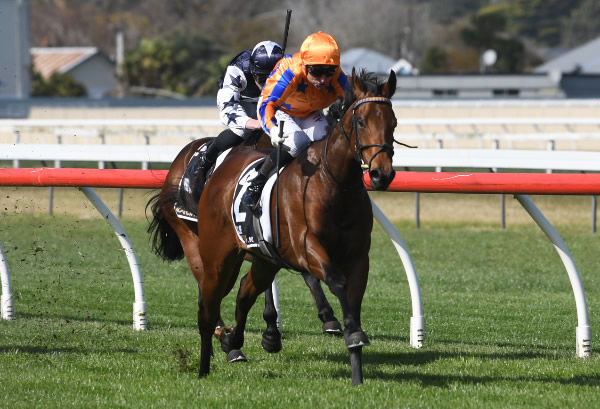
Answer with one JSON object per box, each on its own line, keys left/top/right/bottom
{"left": 369, "top": 169, "right": 395, "bottom": 190}
{"left": 369, "top": 169, "right": 382, "bottom": 182}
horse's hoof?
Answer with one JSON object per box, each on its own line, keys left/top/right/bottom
{"left": 322, "top": 320, "right": 343, "bottom": 336}
{"left": 346, "top": 331, "right": 370, "bottom": 350}
{"left": 214, "top": 325, "right": 233, "bottom": 339}
{"left": 226, "top": 349, "right": 247, "bottom": 363}
{"left": 261, "top": 332, "right": 282, "bottom": 353}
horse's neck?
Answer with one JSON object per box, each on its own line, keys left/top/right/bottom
{"left": 322, "top": 122, "right": 364, "bottom": 191}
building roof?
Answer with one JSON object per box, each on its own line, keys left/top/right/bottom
{"left": 341, "top": 47, "right": 397, "bottom": 75}
{"left": 534, "top": 37, "right": 600, "bottom": 74}
{"left": 30, "top": 47, "right": 100, "bottom": 79}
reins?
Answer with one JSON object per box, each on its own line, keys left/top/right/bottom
{"left": 324, "top": 96, "right": 394, "bottom": 187}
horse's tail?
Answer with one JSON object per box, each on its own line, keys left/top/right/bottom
{"left": 146, "top": 187, "right": 184, "bottom": 261}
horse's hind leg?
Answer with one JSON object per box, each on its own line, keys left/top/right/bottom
{"left": 196, "top": 284, "right": 217, "bottom": 377}
{"left": 220, "top": 258, "right": 279, "bottom": 359}
{"left": 181, "top": 232, "right": 241, "bottom": 376}
{"left": 196, "top": 258, "right": 243, "bottom": 371}
{"left": 199, "top": 286, "right": 231, "bottom": 339}
{"left": 301, "top": 272, "right": 342, "bottom": 335}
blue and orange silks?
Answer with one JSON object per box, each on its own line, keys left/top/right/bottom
{"left": 258, "top": 53, "right": 348, "bottom": 134}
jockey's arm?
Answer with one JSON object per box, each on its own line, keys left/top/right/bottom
{"left": 216, "top": 65, "right": 255, "bottom": 133}
{"left": 258, "top": 76, "right": 293, "bottom": 134}
{"left": 245, "top": 118, "right": 262, "bottom": 130}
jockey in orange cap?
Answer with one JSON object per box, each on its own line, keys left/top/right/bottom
{"left": 242, "top": 31, "right": 349, "bottom": 210}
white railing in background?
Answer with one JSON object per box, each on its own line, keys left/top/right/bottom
{"left": 1, "top": 143, "right": 180, "bottom": 169}
{"left": 391, "top": 99, "right": 600, "bottom": 107}
{"left": 393, "top": 148, "right": 600, "bottom": 172}
{"left": 2, "top": 115, "right": 600, "bottom": 147}
{"left": 393, "top": 118, "right": 600, "bottom": 150}
{"left": 3, "top": 143, "right": 599, "bottom": 172}
{"left": 0, "top": 119, "right": 224, "bottom": 145}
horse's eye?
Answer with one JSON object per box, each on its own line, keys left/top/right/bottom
{"left": 356, "top": 118, "right": 366, "bottom": 128}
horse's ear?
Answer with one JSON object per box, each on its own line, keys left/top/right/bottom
{"left": 352, "top": 67, "right": 367, "bottom": 97}
{"left": 382, "top": 70, "right": 397, "bottom": 99}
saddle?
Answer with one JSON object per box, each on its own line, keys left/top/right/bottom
{"left": 173, "top": 147, "right": 286, "bottom": 262}
{"left": 173, "top": 143, "right": 227, "bottom": 222}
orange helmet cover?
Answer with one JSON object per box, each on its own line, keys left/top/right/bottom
{"left": 300, "top": 32, "right": 340, "bottom": 66}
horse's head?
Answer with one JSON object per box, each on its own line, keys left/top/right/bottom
{"left": 345, "top": 68, "right": 397, "bottom": 190}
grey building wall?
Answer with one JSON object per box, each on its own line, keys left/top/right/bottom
{"left": 0, "top": 0, "right": 31, "bottom": 99}
{"left": 69, "top": 54, "right": 119, "bottom": 99}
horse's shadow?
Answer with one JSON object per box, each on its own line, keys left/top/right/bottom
{"left": 15, "top": 311, "right": 131, "bottom": 327}
{"left": 0, "top": 344, "right": 137, "bottom": 355}
{"left": 320, "top": 348, "right": 600, "bottom": 386}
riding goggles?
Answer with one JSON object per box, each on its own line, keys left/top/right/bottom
{"left": 307, "top": 65, "right": 338, "bottom": 77}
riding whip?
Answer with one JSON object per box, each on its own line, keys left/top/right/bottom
{"left": 282, "top": 9, "right": 292, "bottom": 53}
{"left": 275, "top": 9, "right": 291, "bottom": 249}
{"left": 275, "top": 121, "right": 284, "bottom": 248}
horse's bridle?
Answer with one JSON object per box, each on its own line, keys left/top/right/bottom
{"left": 342, "top": 96, "right": 395, "bottom": 168}
{"left": 324, "top": 96, "right": 394, "bottom": 186}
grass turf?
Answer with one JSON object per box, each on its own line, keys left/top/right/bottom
{"left": 0, "top": 206, "right": 599, "bottom": 408}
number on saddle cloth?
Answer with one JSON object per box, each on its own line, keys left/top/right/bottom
{"left": 231, "top": 157, "right": 286, "bottom": 260}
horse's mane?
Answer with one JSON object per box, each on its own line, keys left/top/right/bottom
{"left": 325, "top": 69, "right": 385, "bottom": 132}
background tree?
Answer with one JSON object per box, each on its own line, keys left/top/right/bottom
{"left": 420, "top": 47, "right": 450, "bottom": 73}
{"left": 28, "top": 0, "right": 598, "bottom": 90}
{"left": 561, "top": 0, "right": 600, "bottom": 47}
{"left": 508, "top": 0, "right": 584, "bottom": 47}
{"left": 31, "top": 70, "right": 87, "bottom": 97}
{"left": 122, "top": 30, "right": 223, "bottom": 97}
{"left": 283, "top": 0, "right": 433, "bottom": 66}
{"left": 460, "top": 7, "right": 527, "bottom": 73}
{"left": 429, "top": 0, "right": 488, "bottom": 24}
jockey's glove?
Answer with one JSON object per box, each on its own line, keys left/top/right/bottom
{"left": 269, "top": 126, "right": 286, "bottom": 146}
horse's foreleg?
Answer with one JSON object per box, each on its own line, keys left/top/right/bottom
{"left": 324, "top": 264, "right": 369, "bottom": 385}
{"left": 262, "top": 286, "right": 282, "bottom": 353}
{"left": 349, "top": 346, "right": 364, "bottom": 386}
{"left": 301, "top": 272, "right": 342, "bottom": 335}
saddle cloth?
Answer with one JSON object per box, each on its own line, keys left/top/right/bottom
{"left": 173, "top": 146, "right": 282, "bottom": 252}
{"left": 230, "top": 159, "right": 281, "bottom": 248}
{"left": 173, "top": 144, "right": 231, "bottom": 222}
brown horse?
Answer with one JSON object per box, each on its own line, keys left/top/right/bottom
{"left": 147, "top": 69, "right": 397, "bottom": 385}
{"left": 147, "top": 135, "right": 343, "bottom": 339}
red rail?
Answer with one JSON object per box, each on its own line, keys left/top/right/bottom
{"left": 364, "top": 171, "right": 600, "bottom": 195}
{"left": 1, "top": 168, "right": 599, "bottom": 195}
{"left": 0, "top": 168, "right": 168, "bottom": 189}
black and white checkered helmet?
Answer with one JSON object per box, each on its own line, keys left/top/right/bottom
{"left": 250, "top": 41, "right": 284, "bottom": 75}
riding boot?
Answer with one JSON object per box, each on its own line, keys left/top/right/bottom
{"left": 241, "top": 155, "right": 276, "bottom": 210}
{"left": 194, "top": 141, "right": 219, "bottom": 177}
{"left": 241, "top": 150, "right": 294, "bottom": 211}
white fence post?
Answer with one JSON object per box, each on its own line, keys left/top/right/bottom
{"left": 514, "top": 194, "right": 591, "bottom": 357}
{"left": 371, "top": 199, "right": 425, "bottom": 348}
{"left": 79, "top": 187, "right": 147, "bottom": 330}
{"left": 0, "top": 243, "right": 15, "bottom": 320}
